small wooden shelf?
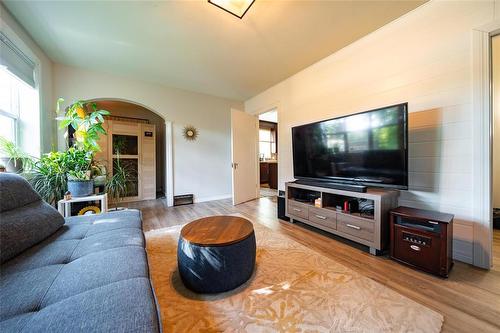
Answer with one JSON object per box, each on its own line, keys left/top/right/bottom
{"left": 288, "top": 198, "right": 316, "bottom": 206}
{"left": 325, "top": 208, "right": 375, "bottom": 222}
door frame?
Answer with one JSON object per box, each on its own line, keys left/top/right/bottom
{"left": 165, "top": 121, "right": 174, "bottom": 207}
{"left": 472, "top": 21, "right": 500, "bottom": 269}
{"left": 255, "top": 106, "right": 280, "bottom": 195}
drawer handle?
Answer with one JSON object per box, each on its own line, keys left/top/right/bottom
{"left": 315, "top": 215, "right": 327, "bottom": 220}
{"left": 428, "top": 221, "right": 439, "bottom": 225}
{"left": 410, "top": 245, "right": 421, "bottom": 251}
{"left": 346, "top": 224, "right": 361, "bottom": 230}
{"left": 293, "top": 208, "right": 302, "bottom": 212}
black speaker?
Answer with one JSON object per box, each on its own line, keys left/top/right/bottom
{"left": 277, "top": 192, "right": 290, "bottom": 221}
{"left": 494, "top": 208, "right": 500, "bottom": 229}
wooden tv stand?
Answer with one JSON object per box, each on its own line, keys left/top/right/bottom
{"left": 285, "top": 181, "right": 399, "bottom": 255}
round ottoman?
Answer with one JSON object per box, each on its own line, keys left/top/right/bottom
{"left": 177, "top": 216, "right": 256, "bottom": 293}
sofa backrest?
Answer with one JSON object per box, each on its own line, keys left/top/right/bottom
{"left": 0, "top": 172, "right": 41, "bottom": 212}
{"left": 0, "top": 173, "right": 64, "bottom": 263}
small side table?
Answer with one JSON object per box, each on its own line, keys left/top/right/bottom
{"left": 177, "top": 216, "right": 256, "bottom": 293}
{"left": 57, "top": 193, "right": 108, "bottom": 217}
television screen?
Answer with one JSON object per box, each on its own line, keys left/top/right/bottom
{"left": 292, "top": 103, "right": 408, "bottom": 189}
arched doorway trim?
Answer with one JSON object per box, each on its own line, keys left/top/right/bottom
{"left": 88, "top": 97, "right": 174, "bottom": 207}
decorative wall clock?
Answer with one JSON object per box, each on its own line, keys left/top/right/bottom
{"left": 183, "top": 125, "right": 199, "bottom": 141}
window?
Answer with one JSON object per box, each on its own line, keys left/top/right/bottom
{"left": 1, "top": 32, "right": 39, "bottom": 157}
{"left": 259, "top": 127, "right": 276, "bottom": 159}
{"left": 0, "top": 67, "right": 38, "bottom": 155}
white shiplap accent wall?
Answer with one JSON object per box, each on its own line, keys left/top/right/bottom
{"left": 245, "top": 0, "right": 497, "bottom": 264}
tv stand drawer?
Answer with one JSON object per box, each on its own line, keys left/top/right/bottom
{"left": 288, "top": 201, "right": 309, "bottom": 220}
{"left": 337, "top": 215, "right": 374, "bottom": 242}
{"left": 309, "top": 207, "right": 336, "bottom": 229}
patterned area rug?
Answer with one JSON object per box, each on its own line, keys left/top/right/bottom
{"left": 145, "top": 217, "right": 443, "bottom": 332}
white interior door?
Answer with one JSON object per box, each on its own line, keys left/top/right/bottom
{"left": 231, "top": 108, "right": 258, "bottom": 205}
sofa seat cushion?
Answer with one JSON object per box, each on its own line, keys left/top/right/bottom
{"left": 1, "top": 240, "right": 80, "bottom": 276}
{"left": 42, "top": 246, "right": 149, "bottom": 306}
{"left": 1, "top": 210, "right": 145, "bottom": 275}
{"left": 71, "top": 227, "right": 144, "bottom": 259}
{"left": 0, "top": 210, "right": 160, "bottom": 333}
{"left": 1, "top": 265, "right": 65, "bottom": 321}
{"left": 1, "top": 278, "right": 158, "bottom": 333}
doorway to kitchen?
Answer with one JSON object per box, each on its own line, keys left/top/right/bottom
{"left": 258, "top": 109, "right": 278, "bottom": 198}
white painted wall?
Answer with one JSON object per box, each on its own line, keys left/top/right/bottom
{"left": 245, "top": 0, "right": 497, "bottom": 264}
{"left": 493, "top": 34, "right": 500, "bottom": 209}
{"left": 53, "top": 64, "right": 243, "bottom": 202}
{"left": 1, "top": 3, "right": 55, "bottom": 154}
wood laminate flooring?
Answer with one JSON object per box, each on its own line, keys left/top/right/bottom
{"left": 124, "top": 197, "right": 500, "bottom": 333}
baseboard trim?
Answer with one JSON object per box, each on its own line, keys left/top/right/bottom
{"left": 453, "top": 253, "right": 473, "bottom": 265}
{"left": 193, "top": 194, "right": 232, "bottom": 203}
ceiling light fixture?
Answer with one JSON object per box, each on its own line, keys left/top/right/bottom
{"left": 208, "top": 0, "right": 255, "bottom": 19}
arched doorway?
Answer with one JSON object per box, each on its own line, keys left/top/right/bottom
{"left": 89, "top": 99, "right": 168, "bottom": 201}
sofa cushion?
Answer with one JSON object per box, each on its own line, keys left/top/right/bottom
{"left": 0, "top": 265, "right": 64, "bottom": 321}
{"left": 18, "top": 278, "right": 159, "bottom": 333}
{"left": 0, "top": 173, "right": 40, "bottom": 212}
{"left": 0, "top": 200, "right": 65, "bottom": 263}
{"left": 0, "top": 313, "right": 32, "bottom": 333}
{"left": 0, "top": 240, "right": 79, "bottom": 276}
{"left": 70, "top": 227, "right": 144, "bottom": 260}
{"left": 42, "top": 246, "right": 149, "bottom": 306}
{"left": 1, "top": 210, "right": 145, "bottom": 275}
{"left": 0, "top": 209, "right": 160, "bottom": 333}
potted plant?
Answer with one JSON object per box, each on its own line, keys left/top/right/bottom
{"left": 56, "top": 98, "right": 109, "bottom": 153}
{"left": 0, "top": 136, "right": 34, "bottom": 173}
{"left": 26, "top": 148, "right": 93, "bottom": 204}
{"left": 92, "top": 163, "right": 107, "bottom": 187}
{"left": 67, "top": 170, "right": 93, "bottom": 197}
{"left": 64, "top": 147, "right": 94, "bottom": 197}
{"left": 106, "top": 155, "right": 130, "bottom": 210}
{"left": 56, "top": 99, "right": 110, "bottom": 196}
{"left": 27, "top": 151, "right": 66, "bottom": 204}
{"left": 12, "top": 99, "right": 110, "bottom": 205}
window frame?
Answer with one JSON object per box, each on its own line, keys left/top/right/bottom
{"left": 0, "top": 68, "right": 21, "bottom": 145}
{"left": 258, "top": 126, "right": 277, "bottom": 159}
{"left": 0, "top": 109, "right": 18, "bottom": 143}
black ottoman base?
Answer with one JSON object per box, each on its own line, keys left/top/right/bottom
{"left": 177, "top": 233, "right": 256, "bottom": 293}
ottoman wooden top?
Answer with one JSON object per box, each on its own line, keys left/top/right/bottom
{"left": 180, "top": 216, "right": 254, "bottom": 246}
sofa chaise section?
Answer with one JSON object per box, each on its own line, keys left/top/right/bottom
{"left": 0, "top": 173, "right": 161, "bottom": 333}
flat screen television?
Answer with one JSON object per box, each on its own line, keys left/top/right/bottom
{"left": 292, "top": 103, "right": 408, "bottom": 189}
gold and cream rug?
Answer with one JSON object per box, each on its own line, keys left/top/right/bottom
{"left": 145, "top": 217, "right": 443, "bottom": 332}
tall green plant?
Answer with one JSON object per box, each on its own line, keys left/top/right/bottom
{"left": 27, "top": 151, "right": 69, "bottom": 204}
{"left": 56, "top": 98, "right": 109, "bottom": 152}
{"left": 106, "top": 155, "right": 129, "bottom": 204}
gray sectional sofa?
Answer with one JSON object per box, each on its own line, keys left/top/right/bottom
{"left": 0, "top": 173, "right": 161, "bottom": 332}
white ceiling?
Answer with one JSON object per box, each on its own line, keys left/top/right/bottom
{"left": 4, "top": 0, "right": 426, "bottom": 101}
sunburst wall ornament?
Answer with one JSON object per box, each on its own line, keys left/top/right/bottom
{"left": 183, "top": 125, "right": 199, "bottom": 141}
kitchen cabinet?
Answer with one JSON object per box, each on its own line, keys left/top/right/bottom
{"left": 260, "top": 162, "right": 277, "bottom": 189}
